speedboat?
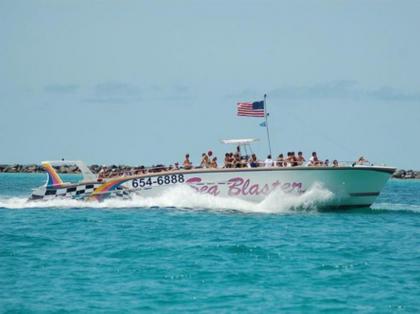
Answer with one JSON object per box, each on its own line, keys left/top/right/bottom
{"left": 29, "top": 139, "right": 395, "bottom": 209}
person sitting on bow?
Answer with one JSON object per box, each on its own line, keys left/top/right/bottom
{"left": 309, "top": 152, "right": 322, "bottom": 166}
{"left": 200, "top": 152, "right": 209, "bottom": 168}
{"left": 210, "top": 157, "right": 218, "bottom": 168}
{"left": 183, "top": 154, "right": 193, "bottom": 170}
{"left": 356, "top": 156, "right": 369, "bottom": 165}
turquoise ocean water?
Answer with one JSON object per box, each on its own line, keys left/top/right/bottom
{"left": 0, "top": 173, "right": 419, "bottom": 313}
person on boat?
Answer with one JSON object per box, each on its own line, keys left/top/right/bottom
{"left": 324, "top": 159, "right": 330, "bottom": 167}
{"left": 290, "top": 152, "right": 299, "bottom": 167}
{"left": 264, "top": 155, "right": 274, "bottom": 167}
{"left": 241, "top": 154, "right": 249, "bottom": 164}
{"left": 275, "top": 154, "right": 283, "bottom": 167}
{"left": 284, "top": 152, "right": 290, "bottom": 166}
{"left": 210, "top": 157, "right": 218, "bottom": 168}
{"left": 200, "top": 153, "right": 209, "bottom": 168}
{"left": 332, "top": 160, "right": 339, "bottom": 167}
{"left": 174, "top": 162, "right": 180, "bottom": 170}
{"left": 297, "top": 151, "right": 305, "bottom": 166}
{"left": 229, "top": 152, "right": 235, "bottom": 166}
{"left": 234, "top": 153, "right": 242, "bottom": 168}
{"left": 249, "top": 154, "right": 258, "bottom": 168}
{"left": 183, "top": 154, "right": 193, "bottom": 170}
{"left": 98, "top": 167, "right": 105, "bottom": 179}
{"left": 223, "top": 153, "right": 231, "bottom": 168}
{"left": 356, "top": 156, "right": 369, "bottom": 165}
{"left": 309, "top": 152, "right": 322, "bottom": 166}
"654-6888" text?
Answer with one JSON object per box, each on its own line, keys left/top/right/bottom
{"left": 132, "top": 174, "right": 185, "bottom": 188}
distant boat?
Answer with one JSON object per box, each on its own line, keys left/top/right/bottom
{"left": 29, "top": 139, "right": 395, "bottom": 209}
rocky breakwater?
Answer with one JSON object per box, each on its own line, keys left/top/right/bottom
{"left": 392, "top": 169, "right": 420, "bottom": 179}
{"left": 0, "top": 164, "right": 139, "bottom": 175}
{"left": 0, "top": 164, "right": 44, "bottom": 173}
{"left": 0, "top": 164, "right": 83, "bottom": 173}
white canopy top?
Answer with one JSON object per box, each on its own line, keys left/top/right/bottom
{"left": 221, "top": 138, "right": 259, "bottom": 145}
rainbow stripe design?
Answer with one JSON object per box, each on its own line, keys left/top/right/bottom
{"left": 42, "top": 163, "right": 64, "bottom": 187}
{"left": 89, "top": 177, "right": 130, "bottom": 201}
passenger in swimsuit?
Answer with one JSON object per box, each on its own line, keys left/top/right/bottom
{"left": 297, "top": 151, "right": 305, "bottom": 166}
{"left": 210, "top": 157, "right": 218, "bottom": 168}
{"left": 309, "top": 152, "right": 321, "bottom": 166}
{"left": 276, "top": 154, "right": 285, "bottom": 167}
{"left": 234, "top": 153, "right": 242, "bottom": 168}
{"left": 200, "top": 153, "right": 209, "bottom": 168}
{"left": 356, "top": 156, "right": 369, "bottom": 165}
{"left": 229, "top": 153, "right": 235, "bottom": 165}
{"left": 286, "top": 152, "right": 293, "bottom": 167}
{"left": 183, "top": 154, "right": 193, "bottom": 170}
{"left": 249, "top": 154, "right": 258, "bottom": 168}
{"left": 224, "top": 153, "right": 231, "bottom": 168}
{"left": 98, "top": 168, "right": 105, "bottom": 179}
{"left": 291, "top": 152, "right": 298, "bottom": 167}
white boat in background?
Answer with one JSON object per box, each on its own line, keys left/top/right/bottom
{"left": 30, "top": 140, "right": 395, "bottom": 209}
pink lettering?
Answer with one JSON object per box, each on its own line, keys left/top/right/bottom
{"left": 228, "top": 177, "right": 243, "bottom": 196}
{"left": 292, "top": 182, "right": 303, "bottom": 192}
{"left": 260, "top": 184, "right": 270, "bottom": 195}
{"left": 187, "top": 176, "right": 303, "bottom": 197}
{"left": 272, "top": 180, "right": 281, "bottom": 190}
{"left": 208, "top": 185, "right": 220, "bottom": 196}
{"left": 242, "top": 179, "right": 250, "bottom": 195}
{"left": 200, "top": 186, "right": 208, "bottom": 193}
{"left": 186, "top": 177, "right": 220, "bottom": 196}
{"left": 186, "top": 177, "right": 202, "bottom": 184}
{"left": 281, "top": 183, "right": 291, "bottom": 191}
{"left": 249, "top": 184, "right": 259, "bottom": 195}
{"left": 186, "top": 177, "right": 201, "bottom": 192}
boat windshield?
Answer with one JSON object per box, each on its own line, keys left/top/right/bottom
{"left": 41, "top": 160, "right": 97, "bottom": 184}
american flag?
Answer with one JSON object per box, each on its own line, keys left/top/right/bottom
{"left": 237, "top": 101, "right": 265, "bottom": 117}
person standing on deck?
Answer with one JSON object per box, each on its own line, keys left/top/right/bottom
{"left": 264, "top": 155, "right": 274, "bottom": 167}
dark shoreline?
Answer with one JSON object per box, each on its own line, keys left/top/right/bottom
{"left": 0, "top": 164, "right": 128, "bottom": 175}
{"left": 0, "top": 164, "right": 419, "bottom": 179}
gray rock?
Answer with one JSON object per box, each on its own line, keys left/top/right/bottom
{"left": 392, "top": 169, "right": 405, "bottom": 179}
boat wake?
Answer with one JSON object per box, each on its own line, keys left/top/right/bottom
{"left": 0, "top": 183, "right": 334, "bottom": 213}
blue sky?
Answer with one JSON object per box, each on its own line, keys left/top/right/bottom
{"left": 1, "top": 0, "right": 419, "bottom": 169}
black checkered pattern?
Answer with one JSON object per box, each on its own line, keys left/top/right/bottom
{"left": 34, "top": 183, "right": 130, "bottom": 200}
{"left": 37, "top": 183, "right": 103, "bottom": 200}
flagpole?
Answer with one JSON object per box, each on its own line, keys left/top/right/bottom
{"left": 263, "top": 94, "right": 272, "bottom": 156}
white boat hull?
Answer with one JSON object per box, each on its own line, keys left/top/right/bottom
{"left": 31, "top": 166, "right": 395, "bottom": 209}
{"left": 118, "top": 166, "right": 394, "bottom": 208}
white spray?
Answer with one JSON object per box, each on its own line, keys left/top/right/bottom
{"left": 0, "top": 183, "right": 334, "bottom": 213}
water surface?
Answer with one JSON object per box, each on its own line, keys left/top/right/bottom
{"left": 1, "top": 174, "right": 419, "bottom": 312}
